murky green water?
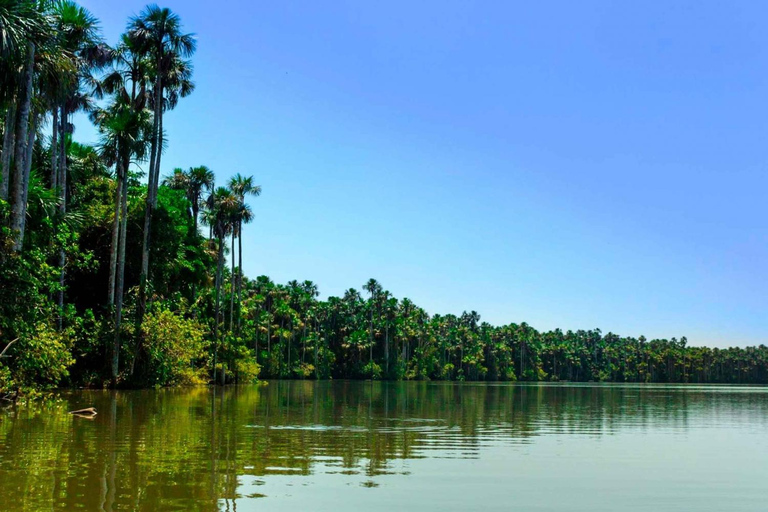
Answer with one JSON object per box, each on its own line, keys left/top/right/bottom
{"left": 1, "top": 382, "right": 766, "bottom": 511}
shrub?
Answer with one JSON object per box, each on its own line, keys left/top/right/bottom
{"left": 362, "top": 361, "right": 382, "bottom": 380}
{"left": 234, "top": 357, "right": 261, "bottom": 383}
{"left": 3, "top": 323, "right": 75, "bottom": 391}
{"left": 141, "top": 309, "right": 209, "bottom": 386}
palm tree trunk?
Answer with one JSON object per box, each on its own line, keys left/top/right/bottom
{"left": 213, "top": 234, "right": 225, "bottom": 384}
{"left": 192, "top": 200, "right": 199, "bottom": 235}
{"left": 369, "top": 310, "right": 373, "bottom": 363}
{"left": 136, "top": 196, "right": 152, "bottom": 333}
{"left": 148, "top": 75, "right": 161, "bottom": 207}
{"left": 58, "top": 105, "right": 66, "bottom": 196}
{"left": 18, "top": 114, "right": 37, "bottom": 244}
{"left": 50, "top": 107, "right": 58, "bottom": 190}
{"left": 229, "top": 231, "right": 235, "bottom": 332}
{"left": 108, "top": 153, "right": 123, "bottom": 306}
{"left": 1, "top": 102, "right": 16, "bottom": 201}
{"left": 23, "top": 117, "right": 36, "bottom": 171}
{"left": 155, "top": 110, "right": 164, "bottom": 205}
{"left": 237, "top": 225, "right": 243, "bottom": 333}
{"left": 57, "top": 104, "right": 67, "bottom": 330}
{"left": 315, "top": 328, "right": 319, "bottom": 380}
{"left": 137, "top": 76, "right": 162, "bottom": 330}
{"left": 287, "top": 324, "right": 292, "bottom": 376}
{"left": 254, "top": 324, "right": 259, "bottom": 364}
{"left": 113, "top": 155, "right": 129, "bottom": 383}
{"left": 10, "top": 43, "right": 35, "bottom": 253}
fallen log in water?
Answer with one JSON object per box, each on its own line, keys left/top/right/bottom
{"left": 68, "top": 407, "right": 97, "bottom": 416}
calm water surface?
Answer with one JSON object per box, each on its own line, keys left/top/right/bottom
{"left": 1, "top": 381, "right": 766, "bottom": 511}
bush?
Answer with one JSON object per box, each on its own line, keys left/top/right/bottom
{"left": 2, "top": 323, "right": 75, "bottom": 392}
{"left": 362, "top": 361, "right": 382, "bottom": 380}
{"left": 141, "top": 309, "right": 209, "bottom": 386}
{"left": 234, "top": 357, "right": 261, "bottom": 383}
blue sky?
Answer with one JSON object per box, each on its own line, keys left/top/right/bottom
{"left": 75, "top": 1, "right": 768, "bottom": 347}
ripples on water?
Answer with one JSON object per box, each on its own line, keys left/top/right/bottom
{"left": 1, "top": 382, "right": 767, "bottom": 511}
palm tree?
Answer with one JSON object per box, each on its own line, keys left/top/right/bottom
{"left": 51, "top": 0, "right": 106, "bottom": 201}
{"left": 0, "top": 1, "right": 45, "bottom": 65}
{"left": 228, "top": 173, "right": 261, "bottom": 332}
{"left": 1, "top": 0, "right": 52, "bottom": 248}
{"left": 93, "top": 31, "right": 154, "bottom": 380}
{"left": 363, "top": 278, "right": 382, "bottom": 363}
{"left": 162, "top": 167, "right": 188, "bottom": 191}
{"left": 8, "top": 34, "right": 35, "bottom": 252}
{"left": 0, "top": 0, "right": 49, "bottom": 203}
{"left": 187, "top": 165, "right": 213, "bottom": 233}
{"left": 128, "top": 5, "right": 195, "bottom": 328}
{"left": 162, "top": 165, "right": 213, "bottom": 233}
{"left": 203, "top": 186, "right": 237, "bottom": 383}
{"left": 98, "top": 36, "right": 151, "bottom": 296}
{"left": 299, "top": 280, "right": 319, "bottom": 367}
{"left": 229, "top": 200, "right": 252, "bottom": 332}
{"left": 47, "top": 1, "right": 105, "bottom": 326}
{"left": 93, "top": 95, "right": 151, "bottom": 382}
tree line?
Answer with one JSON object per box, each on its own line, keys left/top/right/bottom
{"left": 1, "top": 2, "right": 766, "bottom": 393}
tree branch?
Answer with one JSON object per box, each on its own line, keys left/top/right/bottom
{"left": 0, "top": 338, "right": 19, "bottom": 358}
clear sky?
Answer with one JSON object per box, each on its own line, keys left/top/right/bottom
{"left": 74, "top": 0, "right": 768, "bottom": 348}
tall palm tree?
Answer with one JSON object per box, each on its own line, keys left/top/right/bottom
{"left": 8, "top": 35, "right": 35, "bottom": 251}
{"left": 51, "top": 0, "right": 105, "bottom": 205}
{"left": 363, "top": 278, "right": 382, "bottom": 363}
{"left": 98, "top": 34, "right": 151, "bottom": 301}
{"left": 127, "top": 5, "right": 195, "bottom": 328}
{"left": 93, "top": 95, "right": 151, "bottom": 382}
{"left": 228, "top": 200, "right": 252, "bottom": 332}
{"left": 202, "top": 186, "right": 237, "bottom": 383}
{"left": 93, "top": 31, "right": 153, "bottom": 380}
{"left": 0, "top": 0, "right": 49, "bottom": 203}
{"left": 187, "top": 165, "right": 213, "bottom": 234}
{"left": 49, "top": 0, "right": 105, "bottom": 325}
{"left": 228, "top": 173, "right": 261, "bottom": 332}
{"left": 2, "top": 0, "right": 52, "bottom": 247}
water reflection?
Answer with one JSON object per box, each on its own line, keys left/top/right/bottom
{"left": 1, "top": 382, "right": 767, "bottom": 511}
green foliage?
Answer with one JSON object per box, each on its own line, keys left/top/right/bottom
{"left": 363, "top": 361, "right": 383, "bottom": 380}
{"left": 11, "top": 323, "right": 75, "bottom": 389}
{"left": 233, "top": 354, "right": 260, "bottom": 384}
{"left": 0, "top": 364, "right": 11, "bottom": 392}
{"left": 140, "top": 309, "right": 209, "bottom": 386}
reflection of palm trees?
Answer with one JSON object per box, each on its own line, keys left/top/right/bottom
{"left": 4, "top": 382, "right": 764, "bottom": 509}
{"left": 104, "top": 394, "right": 117, "bottom": 511}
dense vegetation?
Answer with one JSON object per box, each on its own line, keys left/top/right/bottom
{"left": 1, "top": 2, "right": 767, "bottom": 394}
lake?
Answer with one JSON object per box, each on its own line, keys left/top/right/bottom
{"left": 1, "top": 381, "right": 766, "bottom": 511}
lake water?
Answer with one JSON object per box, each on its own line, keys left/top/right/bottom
{"left": 1, "top": 381, "right": 766, "bottom": 511}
